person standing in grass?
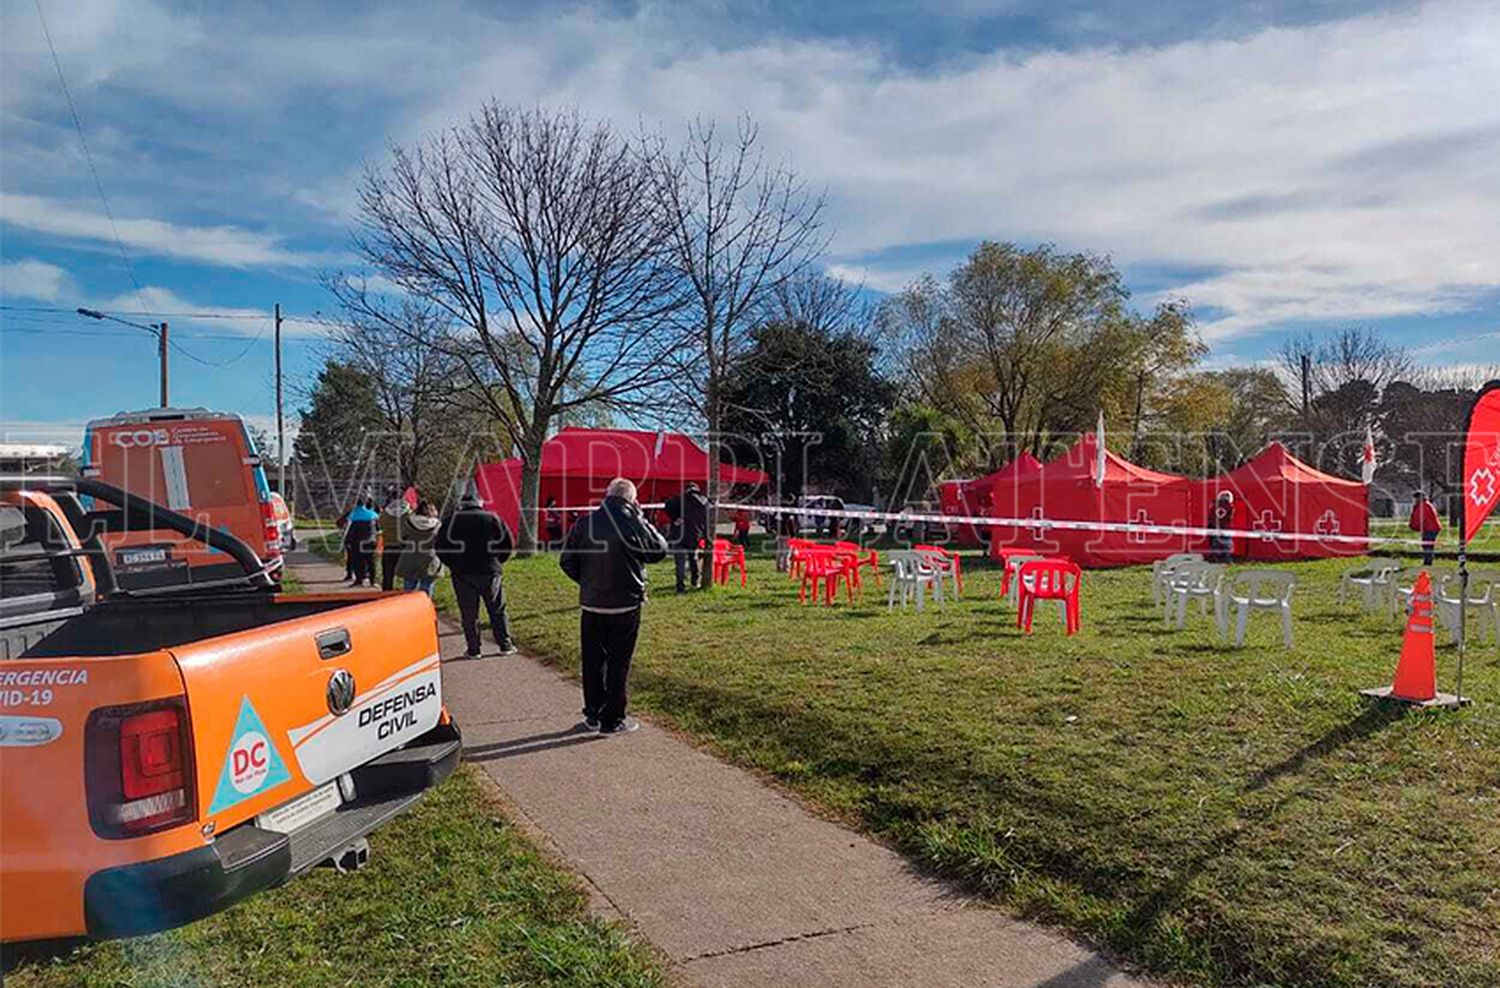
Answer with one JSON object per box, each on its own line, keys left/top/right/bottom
{"left": 1409, "top": 490, "right": 1442, "bottom": 566}
{"left": 437, "top": 490, "right": 518, "bottom": 659}
{"left": 559, "top": 477, "right": 669, "bottom": 735}
{"left": 1209, "top": 491, "right": 1237, "bottom": 563}
{"left": 378, "top": 485, "right": 409, "bottom": 591}
{"left": 663, "top": 481, "right": 709, "bottom": 592}
{"left": 397, "top": 499, "right": 443, "bottom": 597}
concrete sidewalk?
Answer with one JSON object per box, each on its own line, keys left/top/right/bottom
{"left": 290, "top": 553, "right": 1155, "bottom": 988}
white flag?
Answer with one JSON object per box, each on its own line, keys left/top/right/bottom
{"left": 1094, "top": 409, "right": 1106, "bottom": 488}
{"left": 1361, "top": 422, "right": 1377, "bottom": 484}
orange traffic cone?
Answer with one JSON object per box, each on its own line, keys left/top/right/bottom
{"left": 1361, "top": 571, "right": 1461, "bottom": 708}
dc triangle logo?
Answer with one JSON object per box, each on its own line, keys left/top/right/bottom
{"left": 208, "top": 696, "right": 292, "bottom": 815}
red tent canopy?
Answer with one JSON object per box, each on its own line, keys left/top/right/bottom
{"left": 990, "top": 434, "right": 1199, "bottom": 567}
{"left": 473, "top": 426, "right": 770, "bottom": 536}
{"left": 1203, "top": 443, "right": 1368, "bottom": 559}
{"left": 941, "top": 452, "right": 1044, "bottom": 545}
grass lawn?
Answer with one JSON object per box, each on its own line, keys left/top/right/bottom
{"left": 450, "top": 540, "right": 1500, "bottom": 988}
{"left": 6, "top": 769, "right": 664, "bottom": 988}
{"left": 1370, "top": 517, "right": 1500, "bottom": 556}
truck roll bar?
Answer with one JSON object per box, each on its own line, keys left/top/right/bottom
{"left": 0, "top": 474, "right": 275, "bottom": 591}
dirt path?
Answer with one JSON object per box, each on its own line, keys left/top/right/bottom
{"left": 289, "top": 552, "right": 1157, "bottom": 988}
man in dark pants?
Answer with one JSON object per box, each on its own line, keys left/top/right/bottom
{"left": 436, "top": 491, "right": 517, "bottom": 659}
{"left": 559, "top": 478, "right": 669, "bottom": 734}
{"left": 663, "top": 481, "right": 709, "bottom": 592}
{"left": 1409, "top": 490, "right": 1442, "bottom": 566}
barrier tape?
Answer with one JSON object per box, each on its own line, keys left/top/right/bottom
{"left": 543, "top": 501, "right": 1442, "bottom": 550}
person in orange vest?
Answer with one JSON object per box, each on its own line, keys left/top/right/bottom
{"left": 1408, "top": 490, "right": 1442, "bottom": 566}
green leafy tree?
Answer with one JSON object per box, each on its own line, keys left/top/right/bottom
{"left": 720, "top": 319, "right": 896, "bottom": 501}
{"left": 292, "top": 361, "right": 385, "bottom": 513}
{"left": 880, "top": 242, "right": 1188, "bottom": 456}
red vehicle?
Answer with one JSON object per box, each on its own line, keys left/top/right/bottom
{"left": 82, "top": 408, "right": 283, "bottom": 590}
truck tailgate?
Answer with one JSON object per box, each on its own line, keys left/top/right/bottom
{"left": 170, "top": 591, "right": 442, "bottom": 832}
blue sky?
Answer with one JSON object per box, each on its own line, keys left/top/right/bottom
{"left": 2, "top": 0, "right": 1497, "bottom": 452}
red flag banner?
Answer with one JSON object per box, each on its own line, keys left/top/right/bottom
{"left": 1462, "top": 380, "right": 1500, "bottom": 544}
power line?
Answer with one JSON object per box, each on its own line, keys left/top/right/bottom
{"left": 32, "top": 0, "right": 153, "bottom": 321}
{"left": 0, "top": 321, "right": 320, "bottom": 343}
{"left": 168, "top": 320, "right": 272, "bottom": 367}
{"left": 0, "top": 304, "right": 326, "bottom": 322}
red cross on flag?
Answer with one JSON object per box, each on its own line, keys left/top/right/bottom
{"left": 1463, "top": 380, "right": 1500, "bottom": 544}
{"left": 1361, "top": 422, "right": 1377, "bottom": 484}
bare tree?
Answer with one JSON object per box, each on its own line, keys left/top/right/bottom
{"left": 761, "top": 271, "right": 868, "bottom": 337}
{"left": 321, "top": 295, "right": 474, "bottom": 492}
{"left": 1276, "top": 327, "right": 1413, "bottom": 411}
{"left": 651, "top": 117, "right": 827, "bottom": 513}
{"left": 344, "top": 104, "right": 684, "bottom": 550}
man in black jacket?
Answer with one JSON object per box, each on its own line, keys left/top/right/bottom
{"left": 559, "top": 478, "right": 669, "bottom": 734}
{"left": 436, "top": 491, "right": 517, "bottom": 659}
{"left": 662, "top": 481, "right": 710, "bottom": 592}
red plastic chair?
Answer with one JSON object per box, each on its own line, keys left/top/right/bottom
{"left": 834, "top": 541, "right": 881, "bottom": 589}
{"left": 1016, "top": 558, "right": 1082, "bottom": 635}
{"left": 711, "top": 537, "right": 747, "bottom": 587}
{"left": 799, "top": 549, "right": 856, "bottom": 605}
{"left": 914, "top": 544, "right": 961, "bottom": 597}
{"left": 993, "top": 547, "right": 1037, "bottom": 599}
{"left": 787, "top": 538, "right": 815, "bottom": 581}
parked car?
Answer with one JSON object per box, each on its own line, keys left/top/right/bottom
{"left": 81, "top": 408, "right": 284, "bottom": 589}
{"left": 0, "top": 475, "right": 460, "bottom": 945}
{"left": 889, "top": 499, "right": 950, "bottom": 544}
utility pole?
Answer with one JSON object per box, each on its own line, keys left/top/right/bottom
{"left": 1299, "top": 352, "right": 1311, "bottom": 421}
{"left": 77, "top": 308, "right": 168, "bottom": 405}
{"left": 158, "top": 321, "right": 169, "bottom": 407}
{"left": 274, "top": 303, "right": 286, "bottom": 499}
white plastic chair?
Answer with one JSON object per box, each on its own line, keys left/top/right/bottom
{"left": 887, "top": 550, "right": 943, "bottom": 611}
{"left": 1165, "top": 562, "right": 1227, "bottom": 633}
{"left": 1224, "top": 569, "right": 1297, "bottom": 648}
{"left": 915, "top": 548, "right": 961, "bottom": 600}
{"left": 1152, "top": 553, "right": 1204, "bottom": 607}
{"left": 1338, "top": 561, "right": 1400, "bottom": 611}
{"left": 1435, "top": 573, "right": 1498, "bottom": 646}
{"left": 1394, "top": 568, "right": 1455, "bottom": 619}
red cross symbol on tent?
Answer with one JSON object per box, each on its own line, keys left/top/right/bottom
{"left": 1253, "top": 510, "right": 1282, "bottom": 538}
{"left": 1026, "top": 505, "right": 1047, "bottom": 541}
{"left": 1129, "top": 508, "right": 1153, "bottom": 543}
{"left": 1314, "top": 509, "right": 1341, "bottom": 536}
{"left": 1472, "top": 468, "right": 1498, "bottom": 508}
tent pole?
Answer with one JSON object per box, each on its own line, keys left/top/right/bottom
{"left": 1457, "top": 536, "right": 1468, "bottom": 704}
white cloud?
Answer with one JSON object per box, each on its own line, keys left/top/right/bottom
{"left": 4, "top": 0, "right": 1499, "bottom": 348}
{"left": 0, "top": 193, "right": 337, "bottom": 268}
{"left": 91, "top": 286, "right": 331, "bottom": 337}
{"left": 0, "top": 258, "right": 74, "bottom": 301}
{"left": 401, "top": 0, "right": 1500, "bottom": 342}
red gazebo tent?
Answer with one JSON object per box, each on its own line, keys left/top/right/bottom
{"left": 1202, "top": 443, "right": 1368, "bottom": 559}
{"left": 940, "top": 452, "right": 1044, "bottom": 546}
{"left": 991, "top": 434, "right": 1199, "bottom": 567}
{"left": 473, "top": 426, "right": 770, "bottom": 536}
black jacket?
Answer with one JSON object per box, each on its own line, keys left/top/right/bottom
{"left": 559, "top": 497, "right": 669, "bottom": 610}
{"left": 663, "top": 488, "right": 709, "bottom": 548}
{"left": 436, "top": 507, "right": 514, "bottom": 577}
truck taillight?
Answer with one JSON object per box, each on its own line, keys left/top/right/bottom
{"left": 86, "top": 699, "right": 196, "bottom": 839}
{"left": 261, "top": 501, "right": 283, "bottom": 558}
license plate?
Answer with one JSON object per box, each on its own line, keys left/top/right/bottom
{"left": 256, "top": 782, "right": 341, "bottom": 834}
{"left": 120, "top": 547, "right": 169, "bottom": 566}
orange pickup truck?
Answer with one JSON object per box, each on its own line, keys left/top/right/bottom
{"left": 0, "top": 475, "right": 460, "bottom": 945}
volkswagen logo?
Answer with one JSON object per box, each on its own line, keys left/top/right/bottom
{"left": 326, "top": 669, "right": 357, "bottom": 716}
